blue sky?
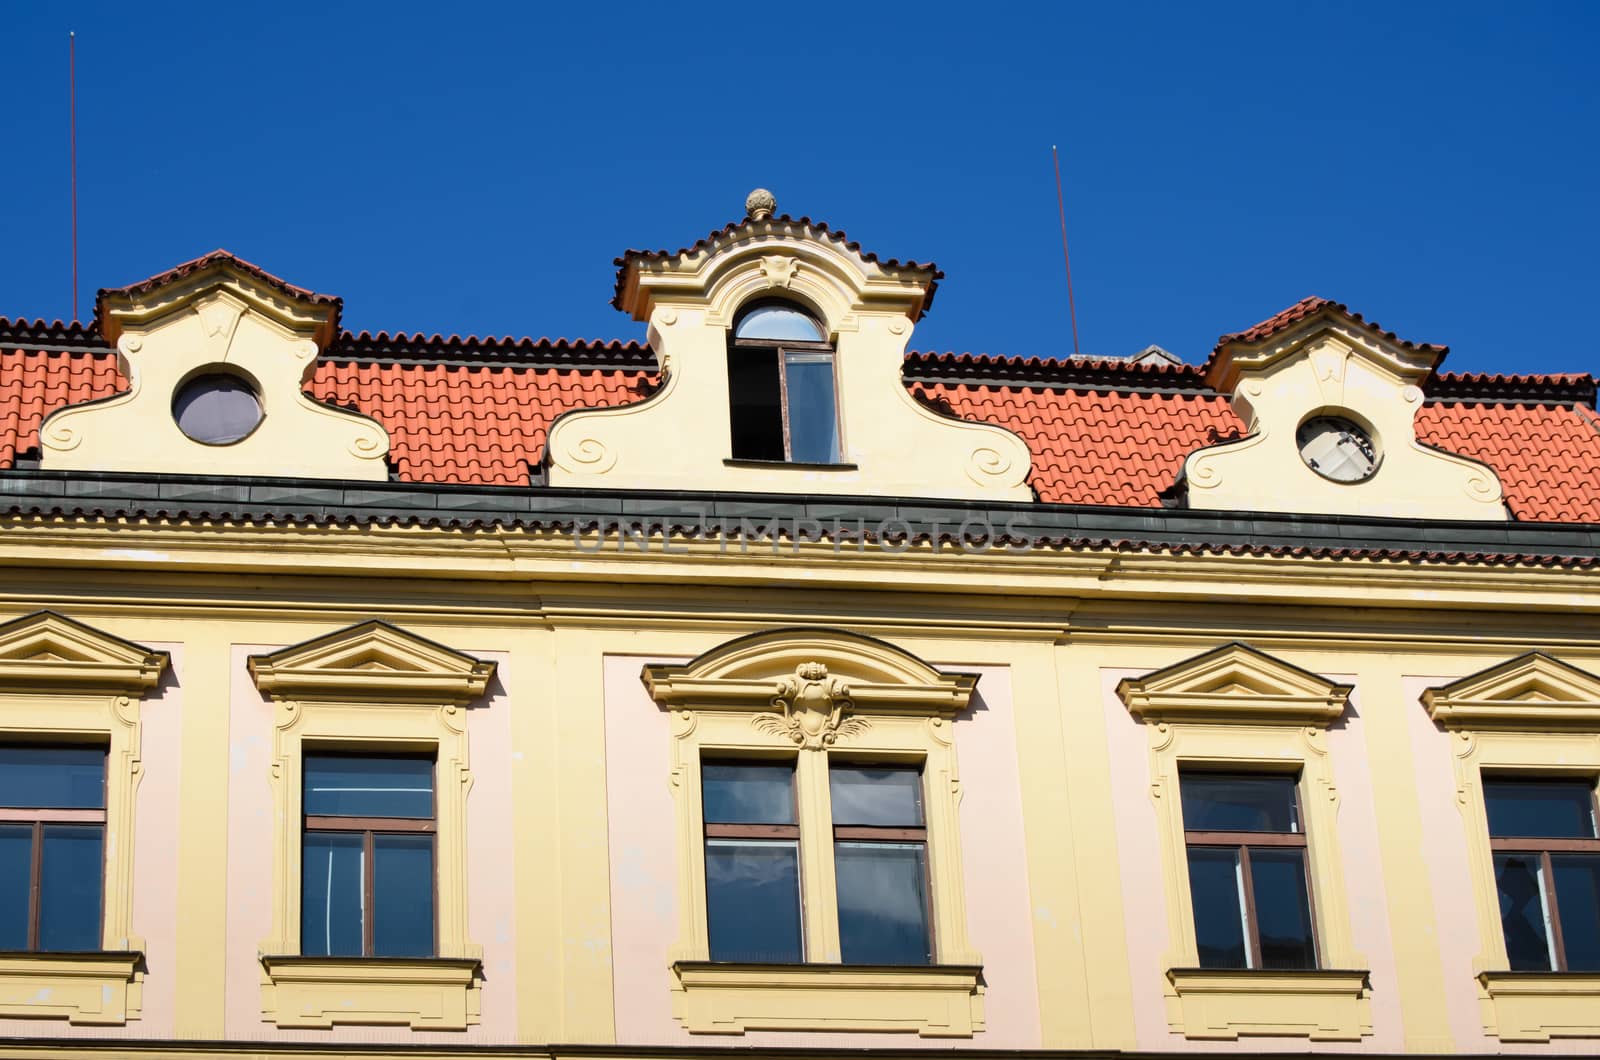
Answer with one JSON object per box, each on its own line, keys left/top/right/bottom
{"left": 3, "top": 2, "right": 1596, "bottom": 374}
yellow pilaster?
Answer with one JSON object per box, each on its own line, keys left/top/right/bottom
{"left": 552, "top": 626, "right": 616, "bottom": 1043}
{"left": 512, "top": 622, "right": 563, "bottom": 1042}
{"left": 172, "top": 628, "right": 231, "bottom": 1039}
{"left": 1359, "top": 657, "right": 1455, "bottom": 1051}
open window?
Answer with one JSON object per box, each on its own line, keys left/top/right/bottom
{"left": 727, "top": 301, "right": 841, "bottom": 464}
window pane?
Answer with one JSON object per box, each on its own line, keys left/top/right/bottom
{"left": 304, "top": 755, "right": 433, "bottom": 819}
{"left": 1181, "top": 774, "right": 1299, "bottom": 833}
{"left": 0, "top": 746, "right": 105, "bottom": 809}
{"left": 1484, "top": 780, "right": 1597, "bottom": 839}
{"left": 702, "top": 762, "right": 795, "bottom": 825}
{"left": 734, "top": 303, "right": 824, "bottom": 342}
{"left": 829, "top": 765, "right": 923, "bottom": 826}
{"left": 0, "top": 825, "right": 31, "bottom": 949}
{"left": 835, "top": 841, "right": 931, "bottom": 965}
{"left": 374, "top": 833, "right": 433, "bottom": 957}
{"left": 302, "top": 832, "right": 365, "bottom": 956}
{"left": 705, "top": 839, "right": 802, "bottom": 962}
{"left": 728, "top": 346, "right": 786, "bottom": 461}
{"left": 39, "top": 825, "right": 102, "bottom": 951}
{"left": 1250, "top": 847, "right": 1317, "bottom": 969}
{"left": 783, "top": 351, "right": 840, "bottom": 464}
{"left": 1187, "top": 847, "right": 1249, "bottom": 968}
{"left": 1552, "top": 854, "right": 1600, "bottom": 972}
{"left": 1495, "top": 852, "right": 1556, "bottom": 970}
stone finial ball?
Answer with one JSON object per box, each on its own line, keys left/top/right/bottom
{"left": 746, "top": 188, "right": 776, "bottom": 219}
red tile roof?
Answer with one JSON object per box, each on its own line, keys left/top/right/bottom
{"left": 307, "top": 359, "right": 656, "bottom": 485}
{"left": 0, "top": 345, "right": 123, "bottom": 468}
{"left": 4, "top": 318, "right": 1598, "bottom": 524}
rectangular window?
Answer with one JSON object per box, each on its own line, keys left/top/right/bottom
{"left": 301, "top": 753, "right": 435, "bottom": 958}
{"left": 1485, "top": 777, "right": 1600, "bottom": 972}
{"left": 0, "top": 745, "right": 106, "bottom": 952}
{"left": 702, "top": 761, "right": 803, "bottom": 963}
{"left": 830, "top": 763, "right": 931, "bottom": 966}
{"left": 1180, "top": 772, "right": 1317, "bottom": 970}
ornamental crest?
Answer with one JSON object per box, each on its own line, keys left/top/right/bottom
{"left": 754, "top": 661, "right": 869, "bottom": 749}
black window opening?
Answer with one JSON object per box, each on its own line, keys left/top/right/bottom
{"left": 0, "top": 745, "right": 107, "bottom": 952}
{"left": 701, "top": 760, "right": 803, "bottom": 963}
{"left": 727, "top": 301, "right": 841, "bottom": 465}
{"left": 1180, "top": 772, "right": 1318, "bottom": 970}
{"left": 830, "top": 763, "right": 932, "bottom": 966}
{"left": 1485, "top": 777, "right": 1600, "bottom": 972}
{"left": 301, "top": 753, "right": 436, "bottom": 958}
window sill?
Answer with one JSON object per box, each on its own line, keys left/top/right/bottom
{"left": 0, "top": 950, "right": 143, "bottom": 1025}
{"left": 670, "top": 960, "right": 983, "bottom": 1037}
{"left": 1165, "top": 967, "right": 1372, "bottom": 1040}
{"left": 722, "top": 458, "right": 859, "bottom": 471}
{"left": 1479, "top": 971, "right": 1600, "bottom": 1041}
{"left": 259, "top": 954, "right": 481, "bottom": 1030}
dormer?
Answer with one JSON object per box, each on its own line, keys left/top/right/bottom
{"left": 1181, "top": 297, "right": 1506, "bottom": 520}
{"left": 39, "top": 251, "right": 390, "bottom": 480}
{"left": 546, "top": 191, "right": 1033, "bottom": 500}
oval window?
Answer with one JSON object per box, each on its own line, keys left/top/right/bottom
{"left": 172, "top": 373, "right": 264, "bottom": 445}
{"left": 1296, "top": 416, "right": 1379, "bottom": 483}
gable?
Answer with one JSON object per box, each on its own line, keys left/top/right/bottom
{"left": 0, "top": 611, "right": 168, "bottom": 693}
{"left": 1117, "top": 642, "right": 1353, "bottom": 724}
{"left": 247, "top": 620, "right": 495, "bottom": 705}
{"left": 1422, "top": 653, "right": 1600, "bottom": 729}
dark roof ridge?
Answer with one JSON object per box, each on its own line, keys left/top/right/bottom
{"left": 325, "top": 331, "right": 657, "bottom": 369}
{"left": 903, "top": 350, "right": 1213, "bottom": 392}
{"left": 0, "top": 318, "right": 108, "bottom": 346}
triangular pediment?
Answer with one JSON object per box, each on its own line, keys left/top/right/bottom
{"left": 1117, "top": 642, "right": 1352, "bottom": 724}
{"left": 1205, "top": 297, "right": 1447, "bottom": 394}
{"left": 97, "top": 249, "right": 341, "bottom": 348}
{"left": 247, "top": 621, "right": 494, "bottom": 705}
{"left": 1422, "top": 653, "right": 1600, "bottom": 730}
{"left": 643, "top": 627, "right": 977, "bottom": 718}
{"left": 0, "top": 611, "right": 168, "bottom": 693}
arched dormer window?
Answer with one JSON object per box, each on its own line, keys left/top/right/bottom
{"left": 727, "top": 301, "right": 841, "bottom": 464}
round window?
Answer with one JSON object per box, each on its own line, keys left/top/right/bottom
{"left": 1296, "top": 416, "right": 1380, "bottom": 483}
{"left": 172, "top": 373, "right": 263, "bottom": 445}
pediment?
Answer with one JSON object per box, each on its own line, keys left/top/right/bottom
{"left": 1117, "top": 642, "right": 1352, "bottom": 724}
{"left": 97, "top": 249, "right": 341, "bottom": 348}
{"left": 1422, "top": 653, "right": 1600, "bottom": 730}
{"left": 248, "top": 621, "right": 495, "bottom": 705}
{"left": 642, "top": 627, "right": 977, "bottom": 718}
{"left": 0, "top": 611, "right": 168, "bottom": 693}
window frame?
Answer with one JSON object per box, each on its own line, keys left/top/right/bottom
{"left": 1421, "top": 653, "right": 1600, "bottom": 1041}
{"left": 1116, "top": 643, "right": 1371, "bottom": 1041}
{"left": 1179, "top": 771, "right": 1321, "bottom": 971}
{"left": 301, "top": 751, "right": 440, "bottom": 959}
{"left": 1483, "top": 775, "right": 1600, "bottom": 973}
{"left": 0, "top": 745, "right": 109, "bottom": 953}
{"left": 643, "top": 629, "right": 984, "bottom": 1037}
{"left": 727, "top": 301, "right": 844, "bottom": 465}
{"left": 247, "top": 621, "right": 494, "bottom": 1031}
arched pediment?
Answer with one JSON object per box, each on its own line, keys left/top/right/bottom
{"left": 247, "top": 620, "right": 495, "bottom": 705}
{"left": 0, "top": 610, "right": 168, "bottom": 693}
{"left": 1422, "top": 653, "right": 1600, "bottom": 730}
{"left": 642, "top": 627, "right": 977, "bottom": 719}
{"left": 1117, "top": 642, "right": 1352, "bottom": 724}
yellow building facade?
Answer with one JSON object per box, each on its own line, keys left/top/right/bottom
{"left": 1, "top": 192, "right": 1599, "bottom": 1058}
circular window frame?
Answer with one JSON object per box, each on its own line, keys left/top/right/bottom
{"left": 171, "top": 366, "right": 266, "bottom": 447}
{"left": 1295, "top": 410, "right": 1382, "bottom": 485}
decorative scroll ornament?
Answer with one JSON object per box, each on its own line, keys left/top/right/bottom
{"left": 754, "top": 661, "right": 869, "bottom": 750}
